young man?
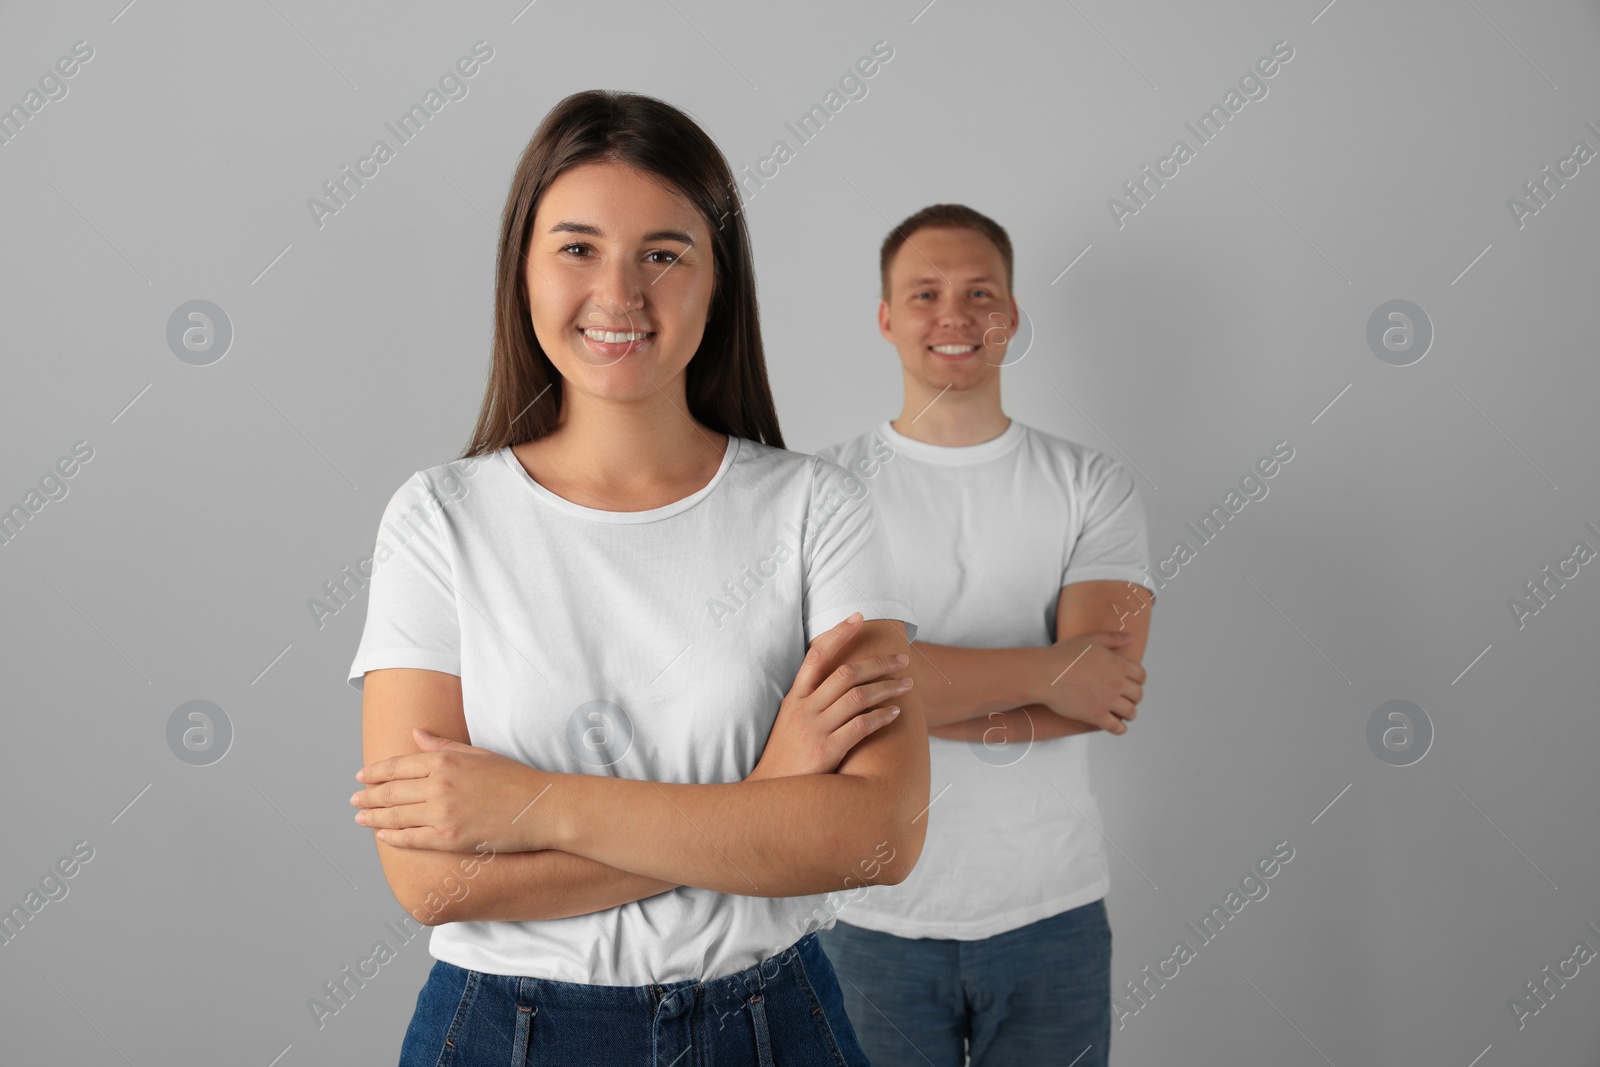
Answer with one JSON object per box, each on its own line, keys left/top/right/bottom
{"left": 815, "top": 204, "right": 1156, "bottom": 1067}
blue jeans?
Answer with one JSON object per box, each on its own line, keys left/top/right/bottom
{"left": 397, "top": 931, "right": 870, "bottom": 1066}
{"left": 818, "top": 899, "right": 1112, "bottom": 1067}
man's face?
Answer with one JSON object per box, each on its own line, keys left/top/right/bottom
{"left": 879, "top": 226, "right": 1018, "bottom": 393}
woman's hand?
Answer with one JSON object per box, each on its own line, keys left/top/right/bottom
{"left": 351, "top": 728, "right": 555, "bottom": 852}
{"left": 747, "top": 612, "right": 914, "bottom": 782}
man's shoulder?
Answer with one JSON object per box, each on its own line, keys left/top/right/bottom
{"left": 1017, "top": 422, "right": 1123, "bottom": 482}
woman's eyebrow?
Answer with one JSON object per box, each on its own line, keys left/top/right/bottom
{"left": 548, "top": 220, "right": 695, "bottom": 244}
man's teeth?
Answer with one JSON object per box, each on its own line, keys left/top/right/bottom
{"left": 931, "top": 344, "right": 978, "bottom": 355}
{"left": 584, "top": 329, "right": 650, "bottom": 343}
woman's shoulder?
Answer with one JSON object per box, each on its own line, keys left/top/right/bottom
{"left": 731, "top": 436, "right": 852, "bottom": 487}
{"left": 377, "top": 449, "right": 508, "bottom": 517}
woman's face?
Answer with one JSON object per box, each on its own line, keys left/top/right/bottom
{"left": 525, "top": 161, "right": 716, "bottom": 406}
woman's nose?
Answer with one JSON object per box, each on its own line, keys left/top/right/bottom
{"left": 594, "top": 260, "right": 645, "bottom": 314}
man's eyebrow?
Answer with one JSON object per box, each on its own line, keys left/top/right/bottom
{"left": 547, "top": 221, "right": 695, "bottom": 244}
{"left": 902, "top": 274, "right": 996, "bottom": 288}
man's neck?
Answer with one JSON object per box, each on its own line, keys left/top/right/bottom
{"left": 891, "top": 392, "right": 1011, "bottom": 448}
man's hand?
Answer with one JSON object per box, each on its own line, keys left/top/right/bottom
{"left": 351, "top": 727, "right": 555, "bottom": 852}
{"left": 1032, "top": 631, "right": 1146, "bottom": 734}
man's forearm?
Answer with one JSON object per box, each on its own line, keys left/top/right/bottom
{"left": 912, "top": 642, "right": 1046, "bottom": 728}
{"left": 928, "top": 704, "right": 1096, "bottom": 742}
{"left": 393, "top": 844, "right": 679, "bottom": 926}
{"left": 545, "top": 772, "right": 925, "bottom": 897}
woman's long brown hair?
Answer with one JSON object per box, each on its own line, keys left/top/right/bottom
{"left": 460, "top": 90, "right": 784, "bottom": 458}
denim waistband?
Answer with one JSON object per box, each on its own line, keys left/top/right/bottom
{"left": 439, "top": 930, "right": 825, "bottom": 1025}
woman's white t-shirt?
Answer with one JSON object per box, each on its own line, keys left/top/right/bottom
{"left": 346, "top": 436, "right": 918, "bottom": 985}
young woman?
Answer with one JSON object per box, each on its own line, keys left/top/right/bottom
{"left": 345, "top": 90, "right": 929, "bottom": 1066}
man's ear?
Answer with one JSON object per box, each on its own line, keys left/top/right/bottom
{"left": 878, "top": 299, "right": 894, "bottom": 343}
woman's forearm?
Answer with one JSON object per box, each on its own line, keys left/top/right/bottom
{"left": 544, "top": 771, "right": 921, "bottom": 898}
{"left": 396, "top": 844, "right": 680, "bottom": 926}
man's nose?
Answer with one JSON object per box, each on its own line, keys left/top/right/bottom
{"left": 936, "top": 299, "right": 976, "bottom": 324}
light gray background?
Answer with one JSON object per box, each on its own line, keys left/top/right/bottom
{"left": 3, "top": 1, "right": 1598, "bottom": 1064}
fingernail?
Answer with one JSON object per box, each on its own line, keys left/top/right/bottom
{"left": 886, "top": 706, "right": 901, "bottom": 716}
{"left": 849, "top": 611, "right": 863, "bottom": 623}
{"left": 894, "top": 654, "right": 909, "bottom": 665}
{"left": 349, "top": 792, "right": 360, "bottom": 805}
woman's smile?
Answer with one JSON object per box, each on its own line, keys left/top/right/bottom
{"left": 578, "top": 325, "right": 654, "bottom": 358}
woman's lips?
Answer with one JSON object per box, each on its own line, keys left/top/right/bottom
{"left": 579, "top": 327, "right": 653, "bottom": 357}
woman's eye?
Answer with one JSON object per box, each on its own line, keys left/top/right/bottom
{"left": 646, "top": 250, "right": 680, "bottom": 265}
{"left": 559, "top": 243, "right": 590, "bottom": 257}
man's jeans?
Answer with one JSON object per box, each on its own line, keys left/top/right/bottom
{"left": 818, "top": 898, "right": 1112, "bottom": 1066}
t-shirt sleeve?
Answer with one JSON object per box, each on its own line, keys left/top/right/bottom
{"left": 1062, "top": 452, "right": 1155, "bottom": 599}
{"left": 346, "top": 473, "right": 462, "bottom": 692}
{"left": 801, "top": 456, "right": 919, "bottom": 644}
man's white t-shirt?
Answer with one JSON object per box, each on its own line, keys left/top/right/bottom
{"left": 346, "top": 437, "right": 918, "bottom": 985}
{"left": 816, "top": 418, "right": 1152, "bottom": 940}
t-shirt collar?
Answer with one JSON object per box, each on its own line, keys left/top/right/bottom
{"left": 875, "top": 417, "right": 1024, "bottom": 466}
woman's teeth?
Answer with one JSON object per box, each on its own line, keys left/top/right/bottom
{"left": 583, "top": 329, "right": 650, "bottom": 344}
